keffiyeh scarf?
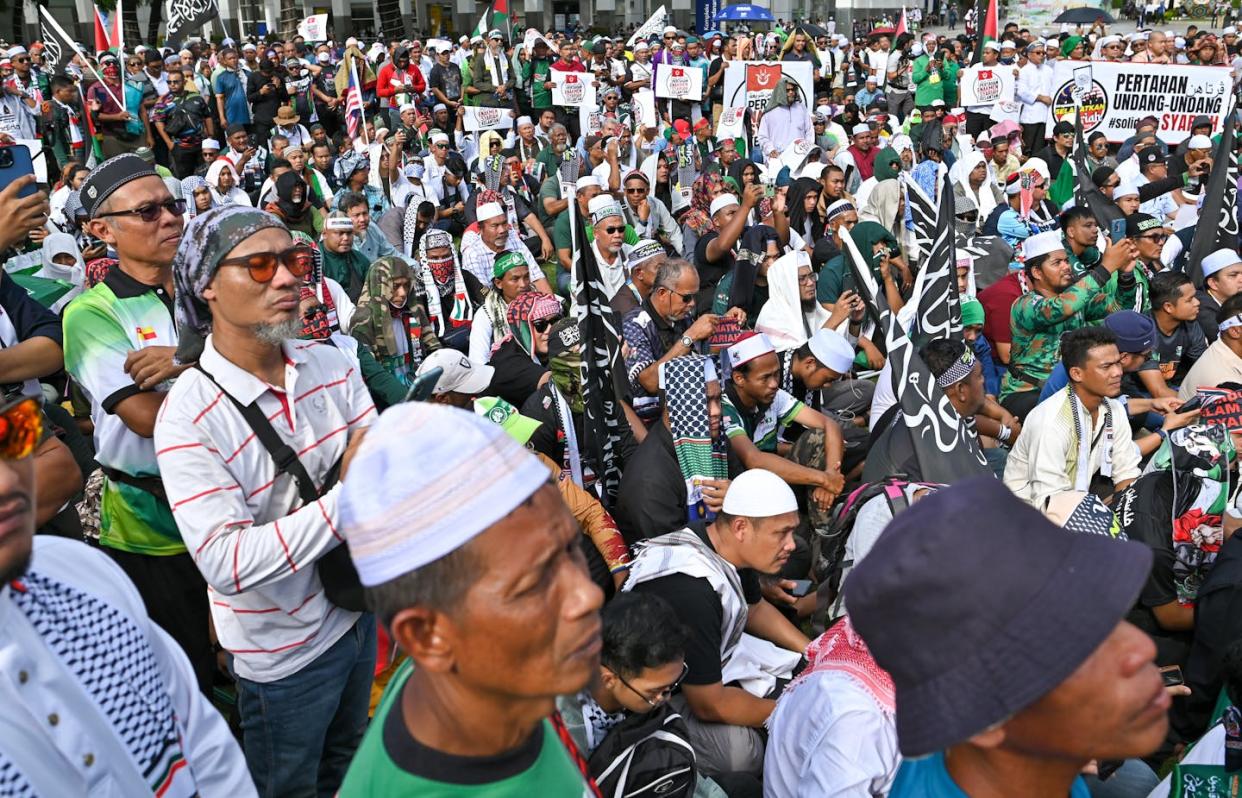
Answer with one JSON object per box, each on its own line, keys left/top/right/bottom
{"left": 783, "top": 617, "right": 895, "bottom": 715}
{"left": 290, "top": 230, "right": 339, "bottom": 339}
{"left": 663, "top": 355, "right": 728, "bottom": 524}
{"left": 415, "top": 228, "right": 474, "bottom": 336}
{"left": 497, "top": 290, "right": 562, "bottom": 360}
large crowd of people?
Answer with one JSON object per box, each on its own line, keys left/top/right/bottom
{"left": 3, "top": 8, "right": 1242, "bottom": 797}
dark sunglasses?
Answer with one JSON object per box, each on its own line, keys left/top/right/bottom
{"left": 603, "top": 225, "right": 625, "bottom": 234}
{"left": 0, "top": 397, "right": 41, "bottom": 461}
{"left": 531, "top": 315, "right": 562, "bottom": 333}
{"left": 218, "top": 244, "right": 315, "bottom": 283}
{"left": 659, "top": 284, "right": 695, "bottom": 303}
{"left": 97, "top": 197, "right": 186, "bottom": 222}
{"left": 625, "top": 185, "right": 648, "bottom": 194}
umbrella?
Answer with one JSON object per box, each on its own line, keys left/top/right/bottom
{"left": 715, "top": 4, "right": 775, "bottom": 22}
{"left": 795, "top": 22, "right": 832, "bottom": 39}
{"left": 1053, "top": 7, "right": 1116, "bottom": 23}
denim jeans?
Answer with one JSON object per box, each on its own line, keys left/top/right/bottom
{"left": 236, "top": 613, "right": 377, "bottom": 798}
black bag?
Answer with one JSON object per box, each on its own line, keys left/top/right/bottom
{"left": 586, "top": 703, "right": 697, "bottom": 798}
{"left": 195, "top": 365, "right": 366, "bottom": 611}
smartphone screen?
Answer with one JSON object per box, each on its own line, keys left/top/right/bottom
{"left": 1109, "top": 218, "right": 1128, "bottom": 244}
{"left": 788, "top": 579, "right": 813, "bottom": 598}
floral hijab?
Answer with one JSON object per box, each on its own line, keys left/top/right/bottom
{"left": 682, "top": 172, "right": 728, "bottom": 236}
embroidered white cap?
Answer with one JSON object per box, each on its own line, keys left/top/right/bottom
{"left": 476, "top": 202, "right": 504, "bottom": 222}
{"left": 722, "top": 468, "right": 798, "bottom": 517}
{"left": 1203, "top": 248, "right": 1242, "bottom": 278}
{"left": 808, "top": 329, "right": 856, "bottom": 374}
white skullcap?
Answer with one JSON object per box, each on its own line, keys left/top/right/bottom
{"left": 340, "top": 404, "right": 549, "bottom": 587}
{"left": 476, "top": 202, "right": 504, "bottom": 222}
{"left": 1022, "top": 230, "right": 1064, "bottom": 260}
{"left": 1114, "top": 179, "right": 1140, "bottom": 199}
{"left": 852, "top": 123, "right": 872, "bottom": 137}
{"left": 7, "top": 46, "right": 26, "bottom": 57}
{"left": 825, "top": 199, "right": 856, "bottom": 221}
{"left": 727, "top": 332, "right": 776, "bottom": 369}
{"left": 1203, "top": 248, "right": 1242, "bottom": 278}
{"left": 1176, "top": 36, "right": 1187, "bottom": 48}
{"left": 398, "top": 102, "right": 417, "bottom": 113}
{"left": 657, "top": 356, "right": 718, "bottom": 389}
{"left": 1026, "top": 39, "right": 1046, "bottom": 50}
{"left": 1188, "top": 134, "right": 1213, "bottom": 149}
{"left": 722, "top": 469, "right": 798, "bottom": 517}
{"left": 201, "top": 138, "right": 221, "bottom": 151}
{"left": 634, "top": 41, "right": 651, "bottom": 51}
{"left": 430, "top": 132, "right": 449, "bottom": 145}
{"left": 663, "top": 25, "right": 678, "bottom": 34}
{"left": 983, "top": 41, "right": 1001, "bottom": 52}
{"left": 1131, "top": 31, "right": 1150, "bottom": 41}
{"left": 709, "top": 194, "right": 739, "bottom": 217}
{"left": 325, "top": 213, "right": 355, "bottom": 230}
{"left": 1098, "top": 34, "right": 1122, "bottom": 47}
{"left": 808, "top": 329, "right": 855, "bottom": 374}
{"left": 1000, "top": 39, "right": 1017, "bottom": 49}
{"left": 516, "top": 115, "right": 533, "bottom": 128}
{"left": 911, "top": 42, "right": 925, "bottom": 56}
{"left": 575, "top": 175, "right": 601, "bottom": 191}
{"left": 242, "top": 42, "right": 258, "bottom": 51}
{"left": 1226, "top": 26, "right": 1238, "bottom": 34}
{"left": 588, "top": 194, "right": 624, "bottom": 224}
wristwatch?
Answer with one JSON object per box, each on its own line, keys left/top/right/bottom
{"left": 680, "top": 335, "right": 694, "bottom": 349}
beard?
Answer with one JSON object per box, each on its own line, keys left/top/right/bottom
{"left": 254, "top": 317, "right": 303, "bottom": 346}
{"left": 801, "top": 297, "right": 817, "bottom": 313}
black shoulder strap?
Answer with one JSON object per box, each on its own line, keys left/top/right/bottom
{"left": 195, "top": 364, "right": 321, "bottom": 505}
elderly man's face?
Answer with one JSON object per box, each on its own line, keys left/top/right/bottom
{"left": 1089, "top": 137, "right": 1108, "bottom": 158}
{"left": 594, "top": 215, "right": 625, "bottom": 256}
{"left": 481, "top": 215, "right": 509, "bottom": 250}
{"left": 494, "top": 265, "right": 531, "bottom": 302}
{"left": 202, "top": 226, "right": 303, "bottom": 340}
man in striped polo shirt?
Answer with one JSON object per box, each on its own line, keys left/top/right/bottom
{"left": 154, "top": 205, "right": 376, "bottom": 797}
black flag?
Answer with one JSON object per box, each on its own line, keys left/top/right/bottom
{"left": 910, "top": 179, "right": 964, "bottom": 345}
{"left": 37, "top": 7, "right": 74, "bottom": 75}
{"left": 1072, "top": 107, "right": 1122, "bottom": 229}
{"left": 568, "top": 180, "right": 626, "bottom": 507}
{"left": 906, "top": 176, "right": 937, "bottom": 263}
{"left": 166, "top": 0, "right": 220, "bottom": 42}
{"left": 842, "top": 228, "right": 990, "bottom": 483}
{"left": 1185, "top": 100, "right": 1239, "bottom": 288}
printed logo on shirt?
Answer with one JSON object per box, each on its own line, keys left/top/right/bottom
{"left": 136, "top": 326, "right": 158, "bottom": 341}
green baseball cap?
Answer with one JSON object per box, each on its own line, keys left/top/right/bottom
{"left": 474, "top": 397, "right": 542, "bottom": 445}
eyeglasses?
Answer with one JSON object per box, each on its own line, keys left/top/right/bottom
{"left": 616, "top": 662, "right": 689, "bottom": 708}
{"left": 97, "top": 197, "right": 186, "bottom": 222}
{"left": 1104, "top": 180, "right": 1120, "bottom": 189}
{"left": 658, "top": 284, "right": 695, "bottom": 303}
{"left": 0, "top": 397, "right": 41, "bottom": 461}
{"left": 531, "top": 315, "right": 562, "bottom": 333}
{"left": 433, "top": 143, "right": 448, "bottom": 149}
{"left": 11, "top": 57, "right": 28, "bottom": 64}
{"left": 1137, "top": 233, "right": 1169, "bottom": 242}
{"left": 603, "top": 225, "right": 625, "bottom": 234}
{"left": 624, "top": 186, "right": 647, "bottom": 194}
{"left": 797, "top": 271, "right": 816, "bottom": 284}
{"left": 218, "top": 244, "right": 315, "bottom": 283}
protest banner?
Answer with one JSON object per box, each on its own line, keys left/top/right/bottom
{"left": 654, "top": 65, "right": 704, "bottom": 102}
{"left": 580, "top": 107, "right": 605, "bottom": 136}
{"left": 957, "top": 65, "right": 1014, "bottom": 107}
{"left": 551, "top": 70, "right": 597, "bottom": 108}
{"left": 463, "top": 106, "right": 514, "bottom": 132}
{"left": 632, "top": 89, "right": 657, "bottom": 130}
{"left": 297, "top": 13, "right": 328, "bottom": 40}
{"left": 721, "top": 61, "right": 814, "bottom": 154}
{"left": 716, "top": 106, "right": 746, "bottom": 140}
{"left": 1046, "top": 60, "right": 1232, "bottom": 143}
{"left": 1198, "top": 388, "right": 1242, "bottom": 433}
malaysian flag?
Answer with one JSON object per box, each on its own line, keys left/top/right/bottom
{"left": 345, "top": 58, "right": 364, "bottom": 141}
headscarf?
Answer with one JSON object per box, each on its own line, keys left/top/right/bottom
{"left": 290, "top": 231, "right": 339, "bottom": 340}
{"left": 755, "top": 249, "right": 830, "bottom": 350}
{"left": 349, "top": 255, "right": 425, "bottom": 366}
{"left": 889, "top": 134, "right": 916, "bottom": 172}
{"left": 171, "top": 205, "right": 285, "bottom": 363}
{"left": 682, "top": 171, "right": 728, "bottom": 237}
{"left": 500, "top": 290, "right": 562, "bottom": 361}
{"left": 181, "top": 175, "right": 213, "bottom": 219}
{"left": 205, "top": 159, "right": 252, "bottom": 206}
{"left": 731, "top": 224, "right": 781, "bottom": 312}
{"left": 763, "top": 76, "right": 799, "bottom": 114}
{"left": 1060, "top": 36, "right": 1083, "bottom": 58}
{"left": 270, "top": 171, "right": 311, "bottom": 223}
{"left": 784, "top": 617, "right": 895, "bottom": 715}
{"left": 786, "top": 177, "right": 824, "bottom": 243}
{"left": 663, "top": 354, "right": 728, "bottom": 523}
{"left": 849, "top": 220, "right": 901, "bottom": 277}
{"left": 39, "top": 232, "right": 85, "bottom": 285}
{"left": 85, "top": 257, "right": 116, "bottom": 289}
{"left": 548, "top": 317, "right": 585, "bottom": 414}
{"left": 334, "top": 45, "right": 376, "bottom": 96}
{"left": 163, "top": 176, "right": 184, "bottom": 201}
{"left": 949, "top": 150, "right": 998, "bottom": 223}
{"left": 415, "top": 227, "right": 474, "bottom": 335}
{"left": 872, "top": 147, "right": 902, "bottom": 182}
{"left": 728, "top": 157, "right": 759, "bottom": 193}
{"left": 860, "top": 178, "right": 903, "bottom": 240}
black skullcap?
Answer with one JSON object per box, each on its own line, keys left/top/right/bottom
{"left": 80, "top": 154, "right": 159, "bottom": 219}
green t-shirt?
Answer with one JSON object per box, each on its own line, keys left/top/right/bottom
{"left": 722, "top": 386, "right": 804, "bottom": 453}
{"left": 338, "top": 660, "right": 591, "bottom": 797}
{"left": 522, "top": 58, "right": 555, "bottom": 109}
{"left": 62, "top": 270, "right": 182, "bottom": 555}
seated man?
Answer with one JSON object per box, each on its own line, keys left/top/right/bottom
{"left": 624, "top": 469, "right": 811, "bottom": 779}
{"left": 1181, "top": 293, "right": 1242, "bottom": 398}
{"left": 486, "top": 290, "right": 562, "bottom": 408}
{"left": 722, "top": 333, "right": 847, "bottom": 526}
{"left": 1148, "top": 270, "right": 1207, "bottom": 393}
{"left": 847, "top": 477, "right": 1166, "bottom": 798}
{"left": 779, "top": 328, "right": 873, "bottom": 475}
{"left": 1196, "top": 248, "right": 1242, "bottom": 342}
{"left": 1005, "top": 326, "right": 1144, "bottom": 508}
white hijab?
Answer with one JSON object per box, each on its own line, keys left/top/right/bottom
{"left": 38, "top": 232, "right": 85, "bottom": 312}
{"left": 205, "top": 159, "right": 253, "bottom": 206}
{"left": 755, "top": 249, "right": 830, "bottom": 351}
{"left": 950, "top": 150, "right": 997, "bottom": 221}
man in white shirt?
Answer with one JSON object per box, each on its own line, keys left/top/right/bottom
{"left": 586, "top": 194, "right": 632, "bottom": 300}
{"left": 1004, "top": 325, "right": 1143, "bottom": 508}
{"left": 0, "top": 404, "right": 256, "bottom": 797}
{"left": 155, "top": 205, "right": 376, "bottom": 797}
{"left": 1015, "top": 40, "right": 1055, "bottom": 160}
{"left": 865, "top": 36, "right": 891, "bottom": 89}
{"left": 1181, "top": 293, "right": 1242, "bottom": 399}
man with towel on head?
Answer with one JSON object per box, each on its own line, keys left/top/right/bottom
{"left": 849, "top": 476, "right": 1169, "bottom": 797}
{"left": 624, "top": 468, "right": 811, "bottom": 779}
{"left": 337, "top": 403, "right": 603, "bottom": 795}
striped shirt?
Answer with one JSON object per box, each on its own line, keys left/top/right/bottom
{"left": 153, "top": 337, "right": 376, "bottom": 682}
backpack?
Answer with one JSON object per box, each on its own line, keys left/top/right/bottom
{"left": 587, "top": 703, "right": 697, "bottom": 798}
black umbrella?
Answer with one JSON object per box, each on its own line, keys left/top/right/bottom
{"left": 1053, "top": 7, "right": 1116, "bottom": 23}
{"left": 795, "top": 22, "right": 832, "bottom": 39}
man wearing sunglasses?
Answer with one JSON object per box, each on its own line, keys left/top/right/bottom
{"left": 64, "top": 154, "right": 218, "bottom": 695}
{"left": 0, "top": 394, "right": 257, "bottom": 796}
{"left": 1, "top": 45, "right": 39, "bottom": 140}
{"left": 155, "top": 205, "right": 377, "bottom": 797}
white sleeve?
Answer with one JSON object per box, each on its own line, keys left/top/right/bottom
{"left": 326, "top": 278, "right": 355, "bottom": 331}
{"left": 1015, "top": 66, "right": 1039, "bottom": 104}
{"left": 469, "top": 311, "right": 495, "bottom": 364}
{"left": 796, "top": 707, "right": 899, "bottom": 798}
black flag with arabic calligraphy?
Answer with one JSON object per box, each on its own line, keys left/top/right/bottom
{"left": 1185, "top": 97, "right": 1239, "bottom": 288}
{"left": 842, "top": 226, "right": 989, "bottom": 484}
{"left": 568, "top": 183, "right": 626, "bottom": 506}
{"left": 909, "top": 177, "right": 964, "bottom": 347}
{"left": 37, "top": 7, "right": 73, "bottom": 75}
{"left": 166, "top": 0, "right": 220, "bottom": 42}
{"left": 905, "top": 175, "right": 937, "bottom": 263}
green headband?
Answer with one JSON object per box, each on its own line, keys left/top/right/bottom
{"left": 493, "top": 250, "right": 527, "bottom": 279}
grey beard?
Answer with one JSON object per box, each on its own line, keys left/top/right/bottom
{"left": 254, "top": 317, "right": 303, "bottom": 346}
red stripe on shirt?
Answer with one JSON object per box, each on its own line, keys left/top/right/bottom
{"left": 227, "top": 610, "right": 334, "bottom": 653}
{"left": 193, "top": 391, "right": 226, "bottom": 424}
{"left": 172, "top": 484, "right": 240, "bottom": 511}
{"left": 212, "top": 590, "right": 320, "bottom": 615}
{"left": 232, "top": 525, "right": 246, "bottom": 592}
{"left": 273, "top": 519, "right": 297, "bottom": 572}
{"left": 347, "top": 405, "right": 376, "bottom": 427}
{"left": 317, "top": 498, "right": 342, "bottom": 542}
{"left": 195, "top": 520, "right": 250, "bottom": 557}
{"left": 297, "top": 424, "right": 348, "bottom": 457}
{"left": 295, "top": 371, "right": 352, "bottom": 403}
{"left": 224, "top": 432, "right": 257, "bottom": 463}
{"left": 156, "top": 442, "right": 219, "bottom": 456}
{"left": 246, "top": 477, "right": 277, "bottom": 500}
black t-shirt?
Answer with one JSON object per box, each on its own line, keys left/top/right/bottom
{"left": 246, "top": 69, "right": 287, "bottom": 125}
{"left": 486, "top": 338, "right": 548, "bottom": 409}
{"left": 693, "top": 231, "right": 735, "bottom": 314}
{"left": 629, "top": 521, "right": 761, "bottom": 686}
{"left": 708, "top": 57, "right": 726, "bottom": 102}
{"left": 429, "top": 62, "right": 462, "bottom": 103}
{"left": 1154, "top": 318, "right": 1209, "bottom": 386}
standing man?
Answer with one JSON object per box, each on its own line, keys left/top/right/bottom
{"left": 65, "top": 155, "right": 214, "bottom": 693}
{"left": 2, "top": 46, "right": 41, "bottom": 140}
{"left": 212, "top": 48, "right": 252, "bottom": 133}
{"left": 1016, "top": 40, "right": 1054, "bottom": 160}
{"left": 337, "top": 404, "right": 602, "bottom": 795}
{"left": 153, "top": 69, "right": 213, "bottom": 179}
{"left": 155, "top": 205, "right": 377, "bottom": 797}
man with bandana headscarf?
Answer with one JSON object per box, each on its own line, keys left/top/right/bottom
{"left": 471, "top": 250, "right": 535, "bottom": 363}
{"left": 87, "top": 56, "right": 142, "bottom": 158}
{"left": 156, "top": 204, "right": 376, "bottom": 798}
{"left": 486, "top": 290, "right": 563, "bottom": 407}
{"left": 349, "top": 256, "right": 441, "bottom": 386}
{"left": 756, "top": 77, "right": 812, "bottom": 163}
{"left": 414, "top": 227, "right": 485, "bottom": 353}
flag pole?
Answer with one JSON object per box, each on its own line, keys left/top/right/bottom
{"left": 117, "top": 0, "right": 125, "bottom": 61}
{"left": 41, "top": 7, "right": 124, "bottom": 110}
{"left": 350, "top": 56, "right": 369, "bottom": 147}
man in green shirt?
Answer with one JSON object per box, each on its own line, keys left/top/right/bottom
{"left": 338, "top": 403, "right": 603, "bottom": 797}
{"left": 520, "top": 38, "right": 556, "bottom": 114}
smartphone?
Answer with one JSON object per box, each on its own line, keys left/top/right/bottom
{"left": 1178, "top": 395, "right": 1203, "bottom": 413}
{"left": 0, "top": 145, "right": 37, "bottom": 199}
{"left": 1109, "top": 217, "right": 1127, "bottom": 244}
{"left": 788, "top": 579, "right": 813, "bottom": 598}
{"left": 403, "top": 366, "right": 442, "bottom": 403}
{"left": 1160, "top": 665, "right": 1184, "bottom": 688}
